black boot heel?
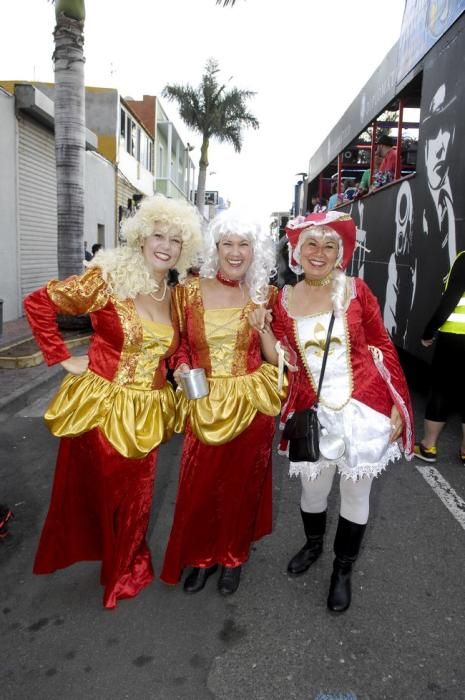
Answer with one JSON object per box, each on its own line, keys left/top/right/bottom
{"left": 183, "top": 565, "right": 218, "bottom": 593}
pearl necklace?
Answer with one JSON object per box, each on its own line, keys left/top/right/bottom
{"left": 304, "top": 274, "right": 333, "bottom": 287}
{"left": 149, "top": 279, "right": 167, "bottom": 302}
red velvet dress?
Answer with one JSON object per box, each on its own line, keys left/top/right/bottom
{"left": 272, "top": 277, "right": 413, "bottom": 473}
{"left": 160, "top": 278, "right": 285, "bottom": 583}
{"left": 24, "top": 267, "right": 178, "bottom": 609}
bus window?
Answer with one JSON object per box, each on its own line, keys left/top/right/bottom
{"left": 311, "top": 76, "right": 422, "bottom": 211}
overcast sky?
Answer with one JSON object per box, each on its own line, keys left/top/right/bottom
{"left": 1, "top": 0, "right": 406, "bottom": 221}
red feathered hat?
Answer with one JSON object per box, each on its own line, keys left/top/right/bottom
{"left": 285, "top": 211, "right": 356, "bottom": 273}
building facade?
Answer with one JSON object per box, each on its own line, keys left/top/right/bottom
{"left": 0, "top": 81, "right": 196, "bottom": 322}
{"left": 0, "top": 83, "right": 115, "bottom": 323}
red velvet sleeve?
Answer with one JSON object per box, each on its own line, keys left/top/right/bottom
{"left": 358, "top": 279, "right": 414, "bottom": 454}
{"left": 23, "top": 267, "right": 109, "bottom": 367}
{"left": 270, "top": 287, "right": 298, "bottom": 366}
{"left": 270, "top": 288, "right": 289, "bottom": 341}
{"left": 169, "top": 283, "right": 192, "bottom": 370}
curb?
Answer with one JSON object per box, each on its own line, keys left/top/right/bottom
{"left": 0, "top": 365, "right": 65, "bottom": 422}
{"left": 0, "top": 335, "right": 90, "bottom": 369}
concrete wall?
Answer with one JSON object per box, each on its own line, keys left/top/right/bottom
{"left": 0, "top": 91, "right": 20, "bottom": 322}
{"left": 85, "top": 151, "right": 116, "bottom": 249}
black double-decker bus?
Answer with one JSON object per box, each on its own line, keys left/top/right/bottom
{"left": 299, "top": 1, "right": 465, "bottom": 366}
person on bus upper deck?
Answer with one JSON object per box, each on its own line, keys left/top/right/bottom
{"left": 327, "top": 181, "right": 343, "bottom": 210}
{"left": 375, "top": 135, "right": 397, "bottom": 185}
{"left": 311, "top": 195, "right": 328, "bottom": 214}
{"left": 356, "top": 154, "right": 383, "bottom": 197}
{"left": 343, "top": 181, "right": 358, "bottom": 202}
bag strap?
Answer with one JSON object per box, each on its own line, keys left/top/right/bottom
{"left": 315, "top": 312, "right": 335, "bottom": 406}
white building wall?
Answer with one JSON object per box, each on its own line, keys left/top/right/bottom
{"left": 0, "top": 91, "right": 20, "bottom": 322}
{"left": 85, "top": 152, "right": 116, "bottom": 249}
{"left": 118, "top": 149, "right": 154, "bottom": 196}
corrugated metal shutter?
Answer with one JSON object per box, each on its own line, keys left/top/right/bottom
{"left": 17, "top": 115, "right": 58, "bottom": 298}
{"left": 117, "top": 170, "right": 138, "bottom": 210}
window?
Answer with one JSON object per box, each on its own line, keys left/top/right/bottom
{"left": 131, "top": 121, "right": 137, "bottom": 157}
{"left": 136, "top": 127, "right": 141, "bottom": 162}
{"left": 157, "top": 144, "right": 164, "bottom": 177}
{"left": 140, "top": 133, "right": 147, "bottom": 170}
{"left": 126, "top": 116, "right": 132, "bottom": 154}
{"left": 120, "top": 108, "right": 125, "bottom": 140}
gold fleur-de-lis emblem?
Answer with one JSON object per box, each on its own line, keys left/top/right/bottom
{"left": 304, "top": 322, "right": 342, "bottom": 356}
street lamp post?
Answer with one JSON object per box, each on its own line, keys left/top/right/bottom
{"left": 294, "top": 172, "right": 307, "bottom": 216}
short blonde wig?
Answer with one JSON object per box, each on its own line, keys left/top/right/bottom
{"left": 89, "top": 194, "right": 203, "bottom": 300}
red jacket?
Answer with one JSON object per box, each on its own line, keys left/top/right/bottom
{"left": 271, "top": 277, "right": 413, "bottom": 456}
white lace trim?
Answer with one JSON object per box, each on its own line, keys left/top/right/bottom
{"left": 347, "top": 276, "right": 357, "bottom": 303}
{"left": 281, "top": 284, "right": 292, "bottom": 316}
{"left": 289, "top": 441, "right": 402, "bottom": 482}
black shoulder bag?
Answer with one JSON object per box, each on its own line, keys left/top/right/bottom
{"left": 283, "top": 313, "right": 335, "bottom": 462}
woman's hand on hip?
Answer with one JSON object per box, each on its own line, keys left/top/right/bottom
{"left": 389, "top": 405, "right": 403, "bottom": 442}
{"left": 61, "top": 355, "right": 89, "bottom": 375}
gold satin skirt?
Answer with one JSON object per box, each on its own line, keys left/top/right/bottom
{"left": 45, "top": 370, "right": 176, "bottom": 459}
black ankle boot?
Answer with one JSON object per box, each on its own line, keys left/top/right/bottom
{"left": 327, "top": 516, "right": 366, "bottom": 613}
{"left": 218, "top": 566, "right": 241, "bottom": 595}
{"left": 183, "top": 565, "right": 218, "bottom": 593}
{"left": 287, "top": 509, "right": 326, "bottom": 575}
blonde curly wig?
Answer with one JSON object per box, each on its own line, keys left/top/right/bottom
{"left": 88, "top": 194, "right": 203, "bottom": 300}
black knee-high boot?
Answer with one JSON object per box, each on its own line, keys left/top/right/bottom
{"left": 287, "top": 509, "right": 326, "bottom": 575}
{"left": 327, "top": 515, "right": 366, "bottom": 612}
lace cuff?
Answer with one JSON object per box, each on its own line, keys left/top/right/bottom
{"left": 275, "top": 340, "right": 297, "bottom": 391}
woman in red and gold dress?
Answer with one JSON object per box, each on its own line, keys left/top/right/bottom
{"left": 24, "top": 195, "right": 202, "bottom": 609}
{"left": 250, "top": 211, "right": 413, "bottom": 613}
{"left": 160, "top": 209, "right": 285, "bottom": 595}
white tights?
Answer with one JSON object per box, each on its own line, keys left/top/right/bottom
{"left": 299, "top": 465, "right": 373, "bottom": 525}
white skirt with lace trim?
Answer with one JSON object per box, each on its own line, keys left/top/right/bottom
{"left": 287, "top": 398, "right": 402, "bottom": 482}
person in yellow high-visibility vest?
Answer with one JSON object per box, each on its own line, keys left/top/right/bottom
{"left": 414, "top": 250, "right": 465, "bottom": 465}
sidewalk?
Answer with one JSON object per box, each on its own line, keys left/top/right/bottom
{"left": 0, "top": 317, "right": 80, "bottom": 421}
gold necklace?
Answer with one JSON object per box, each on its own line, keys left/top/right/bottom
{"left": 149, "top": 279, "right": 167, "bottom": 302}
{"left": 304, "top": 274, "right": 333, "bottom": 287}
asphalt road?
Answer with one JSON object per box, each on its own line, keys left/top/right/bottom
{"left": 1, "top": 387, "right": 465, "bottom": 700}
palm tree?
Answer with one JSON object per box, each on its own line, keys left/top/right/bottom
{"left": 52, "top": 0, "right": 86, "bottom": 281}
{"left": 163, "top": 59, "right": 258, "bottom": 215}
{"left": 51, "top": 2, "right": 234, "bottom": 278}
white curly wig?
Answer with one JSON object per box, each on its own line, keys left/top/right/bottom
{"left": 88, "top": 194, "right": 203, "bottom": 300}
{"left": 200, "top": 208, "right": 276, "bottom": 304}
{"left": 293, "top": 226, "right": 348, "bottom": 318}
